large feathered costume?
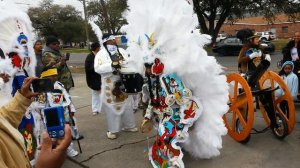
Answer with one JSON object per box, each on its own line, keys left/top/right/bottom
{"left": 123, "top": 0, "right": 229, "bottom": 167}
{"left": 0, "top": 1, "right": 36, "bottom": 105}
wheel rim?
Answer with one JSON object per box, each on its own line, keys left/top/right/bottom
{"left": 273, "top": 114, "right": 285, "bottom": 137}
{"left": 258, "top": 71, "right": 295, "bottom": 134}
{"left": 224, "top": 73, "right": 254, "bottom": 142}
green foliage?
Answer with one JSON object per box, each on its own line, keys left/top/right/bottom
{"left": 87, "top": 0, "right": 128, "bottom": 34}
{"left": 27, "top": 0, "right": 86, "bottom": 43}
{"left": 192, "top": 0, "right": 300, "bottom": 43}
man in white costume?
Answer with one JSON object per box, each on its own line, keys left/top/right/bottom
{"left": 94, "top": 34, "right": 138, "bottom": 139}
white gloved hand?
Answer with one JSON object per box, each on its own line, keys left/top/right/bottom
{"left": 249, "top": 50, "right": 262, "bottom": 59}
{"left": 265, "top": 54, "right": 271, "bottom": 62}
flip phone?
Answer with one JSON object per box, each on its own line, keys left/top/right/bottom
{"left": 43, "top": 106, "right": 65, "bottom": 138}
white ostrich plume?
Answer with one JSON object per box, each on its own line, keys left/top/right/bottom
{"left": 124, "top": 0, "right": 229, "bottom": 159}
{"left": 89, "top": 20, "right": 104, "bottom": 46}
{"left": 0, "top": 0, "right": 36, "bottom": 77}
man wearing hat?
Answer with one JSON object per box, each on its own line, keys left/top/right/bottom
{"left": 94, "top": 34, "right": 138, "bottom": 139}
{"left": 237, "top": 29, "right": 271, "bottom": 74}
{"left": 237, "top": 29, "right": 281, "bottom": 136}
{"left": 85, "top": 42, "right": 102, "bottom": 116}
{"left": 42, "top": 36, "right": 74, "bottom": 92}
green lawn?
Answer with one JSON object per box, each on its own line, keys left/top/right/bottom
{"left": 272, "top": 39, "right": 289, "bottom": 51}
{"left": 61, "top": 48, "right": 89, "bottom": 53}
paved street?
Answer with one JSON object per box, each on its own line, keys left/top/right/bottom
{"left": 63, "top": 52, "right": 300, "bottom": 168}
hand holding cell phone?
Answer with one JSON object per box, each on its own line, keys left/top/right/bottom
{"left": 43, "top": 106, "right": 65, "bottom": 139}
{"left": 31, "top": 78, "right": 54, "bottom": 93}
{"left": 20, "top": 77, "right": 40, "bottom": 99}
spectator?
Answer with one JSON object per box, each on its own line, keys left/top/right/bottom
{"left": 85, "top": 42, "right": 102, "bottom": 116}
{"left": 282, "top": 32, "right": 300, "bottom": 94}
{"left": 276, "top": 61, "right": 299, "bottom": 117}
{"left": 0, "top": 77, "right": 71, "bottom": 168}
{"left": 34, "top": 40, "right": 44, "bottom": 77}
{"left": 40, "top": 68, "right": 80, "bottom": 157}
{"left": 277, "top": 61, "right": 299, "bottom": 100}
{"left": 42, "top": 36, "right": 74, "bottom": 92}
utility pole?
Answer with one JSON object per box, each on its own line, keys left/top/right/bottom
{"left": 80, "top": 0, "right": 90, "bottom": 49}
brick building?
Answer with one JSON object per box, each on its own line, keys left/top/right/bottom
{"left": 219, "top": 14, "right": 300, "bottom": 39}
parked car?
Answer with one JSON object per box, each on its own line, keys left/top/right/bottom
{"left": 212, "top": 37, "right": 275, "bottom": 56}
{"left": 216, "top": 33, "right": 228, "bottom": 42}
{"left": 256, "top": 31, "right": 276, "bottom": 41}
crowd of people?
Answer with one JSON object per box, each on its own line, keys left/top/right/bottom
{"left": 1, "top": 22, "right": 299, "bottom": 168}
{"left": 0, "top": 0, "right": 299, "bottom": 168}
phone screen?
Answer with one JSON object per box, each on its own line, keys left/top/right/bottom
{"left": 32, "top": 78, "right": 54, "bottom": 92}
{"left": 45, "top": 109, "right": 60, "bottom": 127}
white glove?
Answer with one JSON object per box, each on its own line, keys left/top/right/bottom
{"left": 249, "top": 50, "right": 262, "bottom": 59}
{"left": 265, "top": 54, "right": 271, "bottom": 62}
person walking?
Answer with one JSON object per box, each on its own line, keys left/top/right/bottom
{"left": 85, "top": 42, "right": 102, "bottom": 115}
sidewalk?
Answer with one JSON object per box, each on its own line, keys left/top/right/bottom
{"left": 63, "top": 73, "right": 300, "bottom": 168}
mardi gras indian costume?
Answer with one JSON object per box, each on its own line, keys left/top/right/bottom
{"left": 123, "top": 0, "right": 229, "bottom": 167}
{"left": 0, "top": 1, "right": 37, "bottom": 165}
{"left": 94, "top": 34, "right": 138, "bottom": 139}
{"left": 0, "top": 0, "right": 36, "bottom": 98}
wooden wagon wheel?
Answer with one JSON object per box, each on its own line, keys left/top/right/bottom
{"left": 258, "top": 71, "right": 295, "bottom": 134}
{"left": 224, "top": 73, "right": 254, "bottom": 142}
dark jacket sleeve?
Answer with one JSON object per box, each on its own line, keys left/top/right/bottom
{"left": 282, "top": 41, "right": 294, "bottom": 62}
{"left": 85, "top": 54, "right": 94, "bottom": 73}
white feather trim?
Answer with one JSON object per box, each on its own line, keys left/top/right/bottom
{"left": 89, "top": 21, "right": 104, "bottom": 46}
{"left": 0, "top": 0, "right": 36, "bottom": 77}
{"left": 124, "top": 0, "right": 229, "bottom": 159}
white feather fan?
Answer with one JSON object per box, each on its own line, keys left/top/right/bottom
{"left": 124, "top": 0, "right": 229, "bottom": 159}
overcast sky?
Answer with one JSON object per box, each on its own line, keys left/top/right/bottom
{"left": 12, "top": 0, "right": 84, "bottom": 14}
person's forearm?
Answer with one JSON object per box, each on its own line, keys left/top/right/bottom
{"left": 0, "top": 91, "right": 32, "bottom": 128}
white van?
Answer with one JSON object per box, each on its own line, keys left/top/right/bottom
{"left": 256, "top": 31, "right": 276, "bottom": 41}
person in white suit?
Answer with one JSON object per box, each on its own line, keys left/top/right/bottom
{"left": 94, "top": 34, "right": 138, "bottom": 139}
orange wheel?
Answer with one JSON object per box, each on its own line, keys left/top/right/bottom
{"left": 258, "top": 71, "right": 295, "bottom": 134}
{"left": 224, "top": 73, "right": 254, "bottom": 142}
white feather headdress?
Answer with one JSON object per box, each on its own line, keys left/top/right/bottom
{"left": 0, "top": 0, "right": 36, "bottom": 76}
{"left": 124, "top": 0, "right": 229, "bottom": 159}
{"left": 0, "top": 1, "right": 36, "bottom": 105}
